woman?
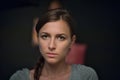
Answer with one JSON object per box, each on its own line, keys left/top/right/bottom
{"left": 10, "top": 8, "right": 98, "bottom": 80}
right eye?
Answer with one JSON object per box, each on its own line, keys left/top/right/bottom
{"left": 40, "top": 35, "right": 49, "bottom": 40}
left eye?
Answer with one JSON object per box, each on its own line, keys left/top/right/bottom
{"left": 57, "top": 36, "right": 65, "bottom": 41}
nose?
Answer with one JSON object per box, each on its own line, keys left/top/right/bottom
{"left": 48, "top": 38, "right": 56, "bottom": 51}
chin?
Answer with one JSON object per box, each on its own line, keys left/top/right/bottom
{"left": 46, "top": 58, "right": 59, "bottom": 64}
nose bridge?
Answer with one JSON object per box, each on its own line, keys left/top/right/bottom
{"left": 49, "top": 37, "right": 56, "bottom": 49}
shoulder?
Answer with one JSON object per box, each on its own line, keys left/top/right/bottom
{"left": 9, "top": 68, "right": 30, "bottom": 80}
{"left": 72, "top": 64, "right": 97, "bottom": 74}
{"left": 72, "top": 64, "right": 99, "bottom": 80}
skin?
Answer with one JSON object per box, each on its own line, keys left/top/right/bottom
{"left": 30, "top": 20, "right": 76, "bottom": 80}
{"left": 38, "top": 20, "right": 75, "bottom": 64}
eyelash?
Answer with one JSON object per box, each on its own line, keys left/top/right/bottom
{"left": 40, "top": 35, "right": 49, "bottom": 40}
{"left": 40, "top": 35, "right": 66, "bottom": 41}
{"left": 57, "top": 36, "right": 66, "bottom": 41}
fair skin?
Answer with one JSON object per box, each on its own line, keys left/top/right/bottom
{"left": 30, "top": 20, "right": 76, "bottom": 80}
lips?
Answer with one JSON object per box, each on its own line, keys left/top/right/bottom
{"left": 46, "top": 53, "right": 58, "bottom": 58}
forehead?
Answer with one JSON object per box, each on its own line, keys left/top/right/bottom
{"left": 39, "top": 20, "right": 71, "bottom": 35}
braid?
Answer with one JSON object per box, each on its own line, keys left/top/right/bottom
{"left": 34, "top": 54, "right": 45, "bottom": 80}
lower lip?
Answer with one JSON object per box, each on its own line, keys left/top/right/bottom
{"left": 47, "top": 53, "right": 57, "bottom": 58}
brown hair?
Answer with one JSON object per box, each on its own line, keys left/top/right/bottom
{"left": 34, "top": 8, "right": 76, "bottom": 80}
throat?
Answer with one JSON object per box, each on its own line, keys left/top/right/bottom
{"left": 41, "top": 62, "right": 71, "bottom": 77}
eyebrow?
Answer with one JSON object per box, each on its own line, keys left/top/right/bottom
{"left": 40, "top": 32, "right": 49, "bottom": 35}
{"left": 40, "top": 32, "right": 67, "bottom": 36}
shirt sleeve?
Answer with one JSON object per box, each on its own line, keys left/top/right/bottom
{"left": 75, "top": 64, "right": 99, "bottom": 80}
{"left": 9, "top": 68, "right": 30, "bottom": 80}
{"left": 87, "top": 66, "right": 99, "bottom": 80}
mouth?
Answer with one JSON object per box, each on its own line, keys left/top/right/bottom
{"left": 46, "top": 53, "right": 58, "bottom": 58}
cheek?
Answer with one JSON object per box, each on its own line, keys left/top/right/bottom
{"left": 38, "top": 40, "right": 47, "bottom": 51}
{"left": 58, "top": 42, "right": 71, "bottom": 54}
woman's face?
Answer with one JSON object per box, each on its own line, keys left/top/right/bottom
{"left": 38, "top": 20, "right": 75, "bottom": 64}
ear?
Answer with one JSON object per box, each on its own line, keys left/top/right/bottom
{"left": 70, "top": 35, "right": 76, "bottom": 48}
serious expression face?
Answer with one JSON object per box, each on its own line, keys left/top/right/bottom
{"left": 38, "top": 20, "right": 74, "bottom": 64}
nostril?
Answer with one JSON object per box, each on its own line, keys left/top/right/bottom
{"left": 48, "top": 43, "right": 56, "bottom": 51}
{"left": 48, "top": 46, "right": 55, "bottom": 51}
{"left": 48, "top": 39, "right": 56, "bottom": 50}
{"left": 48, "top": 37, "right": 56, "bottom": 51}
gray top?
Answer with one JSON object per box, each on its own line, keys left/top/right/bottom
{"left": 9, "top": 64, "right": 98, "bottom": 80}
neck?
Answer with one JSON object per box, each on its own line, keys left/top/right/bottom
{"left": 42, "top": 60, "right": 71, "bottom": 77}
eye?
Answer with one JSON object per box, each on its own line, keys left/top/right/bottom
{"left": 40, "top": 35, "right": 49, "bottom": 40}
{"left": 57, "top": 35, "right": 66, "bottom": 41}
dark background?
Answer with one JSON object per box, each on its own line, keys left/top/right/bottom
{"left": 0, "top": 0, "right": 119, "bottom": 80}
